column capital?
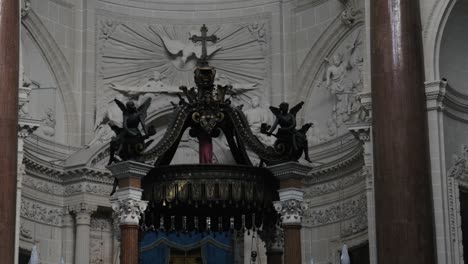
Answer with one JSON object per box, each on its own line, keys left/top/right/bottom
{"left": 274, "top": 188, "right": 307, "bottom": 226}
{"left": 69, "top": 202, "right": 97, "bottom": 225}
{"left": 111, "top": 197, "right": 148, "bottom": 225}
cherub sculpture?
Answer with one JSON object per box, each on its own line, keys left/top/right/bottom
{"left": 261, "top": 101, "right": 312, "bottom": 162}
{"left": 107, "top": 97, "right": 156, "bottom": 165}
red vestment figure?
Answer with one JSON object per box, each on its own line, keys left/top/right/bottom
{"left": 198, "top": 132, "right": 213, "bottom": 164}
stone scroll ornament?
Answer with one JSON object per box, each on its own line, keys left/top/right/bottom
{"left": 260, "top": 102, "right": 313, "bottom": 162}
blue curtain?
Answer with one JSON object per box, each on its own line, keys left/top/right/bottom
{"left": 140, "top": 231, "right": 233, "bottom": 264}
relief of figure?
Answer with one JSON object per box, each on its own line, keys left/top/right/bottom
{"left": 322, "top": 31, "right": 364, "bottom": 126}
{"left": 41, "top": 107, "right": 56, "bottom": 138}
{"left": 244, "top": 96, "right": 273, "bottom": 145}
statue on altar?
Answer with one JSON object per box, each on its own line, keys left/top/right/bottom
{"left": 107, "top": 97, "right": 156, "bottom": 165}
{"left": 261, "top": 101, "right": 312, "bottom": 162}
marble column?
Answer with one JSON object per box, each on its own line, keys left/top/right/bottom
{"left": 108, "top": 161, "right": 151, "bottom": 264}
{"left": 371, "top": 0, "right": 435, "bottom": 263}
{"left": 71, "top": 203, "right": 97, "bottom": 264}
{"left": 0, "top": 0, "right": 20, "bottom": 261}
{"left": 269, "top": 162, "right": 310, "bottom": 264}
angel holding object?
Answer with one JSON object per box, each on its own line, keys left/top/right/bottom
{"left": 107, "top": 97, "right": 156, "bottom": 165}
{"left": 260, "top": 101, "right": 313, "bottom": 162}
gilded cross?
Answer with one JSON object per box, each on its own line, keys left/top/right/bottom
{"left": 189, "top": 24, "right": 218, "bottom": 64}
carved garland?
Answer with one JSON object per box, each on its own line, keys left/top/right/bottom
{"left": 21, "top": 199, "right": 63, "bottom": 226}
{"left": 303, "top": 193, "right": 366, "bottom": 227}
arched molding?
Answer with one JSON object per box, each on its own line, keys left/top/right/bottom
{"left": 294, "top": 15, "right": 364, "bottom": 120}
{"left": 21, "top": 10, "right": 80, "bottom": 146}
{"left": 423, "top": 0, "right": 458, "bottom": 81}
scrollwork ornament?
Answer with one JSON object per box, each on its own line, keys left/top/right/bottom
{"left": 111, "top": 198, "right": 148, "bottom": 225}
{"left": 274, "top": 199, "right": 308, "bottom": 225}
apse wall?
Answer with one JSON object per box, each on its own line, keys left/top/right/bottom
{"left": 440, "top": 0, "right": 468, "bottom": 167}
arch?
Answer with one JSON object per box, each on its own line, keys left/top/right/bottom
{"left": 423, "top": 0, "right": 458, "bottom": 81}
{"left": 22, "top": 10, "right": 80, "bottom": 146}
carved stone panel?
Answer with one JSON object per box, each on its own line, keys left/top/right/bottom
{"left": 96, "top": 14, "right": 272, "bottom": 142}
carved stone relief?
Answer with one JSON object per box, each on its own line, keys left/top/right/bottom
{"left": 304, "top": 168, "right": 365, "bottom": 197}
{"left": 306, "top": 28, "right": 366, "bottom": 142}
{"left": 96, "top": 16, "right": 271, "bottom": 143}
{"left": 303, "top": 193, "right": 366, "bottom": 226}
{"left": 22, "top": 175, "right": 64, "bottom": 195}
{"left": 339, "top": 0, "right": 360, "bottom": 26}
{"left": 64, "top": 182, "right": 113, "bottom": 196}
{"left": 20, "top": 199, "right": 62, "bottom": 226}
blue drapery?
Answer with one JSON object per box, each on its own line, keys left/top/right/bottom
{"left": 140, "top": 231, "right": 233, "bottom": 264}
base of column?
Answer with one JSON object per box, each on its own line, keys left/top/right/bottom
{"left": 120, "top": 225, "right": 140, "bottom": 264}
{"left": 267, "top": 251, "right": 283, "bottom": 264}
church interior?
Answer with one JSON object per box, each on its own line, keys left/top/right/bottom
{"left": 1, "top": 0, "right": 467, "bottom": 263}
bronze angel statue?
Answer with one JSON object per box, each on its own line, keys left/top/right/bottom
{"left": 261, "top": 101, "right": 312, "bottom": 162}
{"left": 107, "top": 97, "right": 156, "bottom": 165}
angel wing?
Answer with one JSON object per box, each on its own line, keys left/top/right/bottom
{"left": 226, "top": 83, "right": 258, "bottom": 95}
{"left": 269, "top": 106, "right": 281, "bottom": 116}
{"left": 289, "top": 101, "right": 305, "bottom": 116}
{"left": 321, "top": 58, "right": 330, "bottom": 82}
{"left": 160, "top": 36, "right": 186, "bottom": 56}
{"left": 114, "top": 98, "right": 127, "bottom": 114}
{"left": 137, "top": 97, "right": 152, "bottom": 121}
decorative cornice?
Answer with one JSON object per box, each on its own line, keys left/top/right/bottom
{"left": 425, "top": 80, "right": 447, "bottom": 111}
{"left": 268, "top": 162, "right": 312, "bottom": 180}
{"left": 18, "top": 121, "right": 41, "bottom": 139}
{"left": 106, "top": 161, "right": 153, "bottom": 180}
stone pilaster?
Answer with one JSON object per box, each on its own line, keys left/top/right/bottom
{"left": 61, "top": 211, "right": 75, "bottom": 264}
{"left": 70, "top": 203, "right": 97, "bottom": 264}
{"left": 347, "top": 125, "right": 376, "bottom": 264}
{"left": 107, "top": 161, "right": 152, "bottom": 264}
{"left": 269, "top": 162, "right": 311, "bottom": 264}
{"left": 14, "top": 85, "right": 41, "bottom": 264}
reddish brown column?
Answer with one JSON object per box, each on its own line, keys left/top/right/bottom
{"left": 266, "top": 252, "right": 282, "bottom": 264}
{"left": 0, "top": 0, "right": 20, "bottom": 262}
{"left": 371, "top": 0, "right": 435, "bottom": 263}
{"left": 283, "top": 225, "right": 301, "bottom": 264}
{"left": 269, "top": 162, "right": 311, "bottom": 264}
{"left": 108, "top": 161, "right": 152, "bottom": 264}
{"left": 120, "top": 225, "right": 140, "bottom": 264}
